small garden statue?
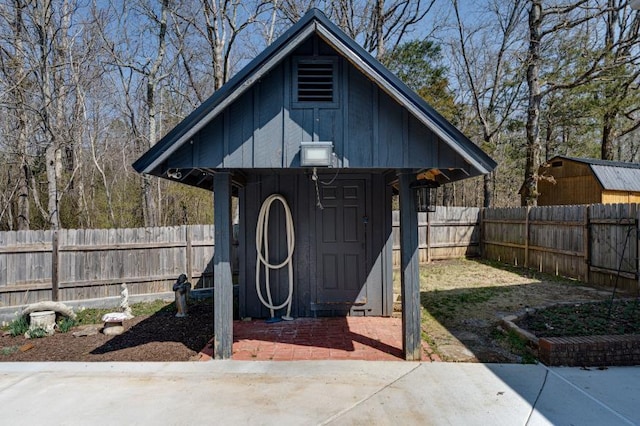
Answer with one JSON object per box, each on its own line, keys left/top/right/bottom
{"left": 172, "top": 274, "right": 191, "bottom": 317}
{"left": 120, "top": 283, "right": 134, "bottom": 319}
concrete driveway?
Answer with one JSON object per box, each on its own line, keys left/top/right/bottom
{"left": 0, "top": 362, "right": 637, "bottom": 425}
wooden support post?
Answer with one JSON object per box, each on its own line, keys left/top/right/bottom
{"left": 214, "top": 172, "right": 233, "bottom": 359}
{"left": 51, "top": 231, "right": 59, "bottom": 301}
{"left": 399, "top": 173, "right": 421, "bottom": 361}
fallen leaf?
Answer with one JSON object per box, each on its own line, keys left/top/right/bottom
{"left": 19, "top": 343, "right": 34, "bottom": 352}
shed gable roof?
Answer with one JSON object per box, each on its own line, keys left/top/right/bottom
{"left": 548, "top": 156, "right": 640, "bottom": 192}
{"left": 133, "top": 9, "right": 496, "bottom": 177}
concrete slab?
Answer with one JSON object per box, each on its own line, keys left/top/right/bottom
{"left": 330, "top": 363, "right": 547, "bottom": 425}
{"left": 0, "top": 362, "right": 416, "bottom": 425}
{"left": 529, "top": 366, "right": 639, "bottom": 425}
{"left": 0, "top": 362, "right": 637, "bottom": 425}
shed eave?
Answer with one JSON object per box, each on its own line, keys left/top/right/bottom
{"left": 133, "top": 8, "right": 497, "bottom": 177}
{"left": 315, "top": 25, "right": 496, "bottom": 175}
{"left": 135, "top": 23, "right": 318, "bottom": 175}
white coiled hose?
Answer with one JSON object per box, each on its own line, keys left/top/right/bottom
{"left": 255, "top": 194, "right": 295, "bottom": 320}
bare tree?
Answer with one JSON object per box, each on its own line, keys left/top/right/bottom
{"left": 0, "top": 0, "right": 90, "bottom": 229}
{"left": 97, "top": 0, "right": 178, "bottom": 227}
{"left": 521, "top": 0, "right": 610, "bottom": 206}
{"left": 0, "top": 0, "right": 32, "bottom": 229}
{"left": 450, "top": 0, "right": 527, "bottom": 207}
{"left": 275, "top": 0, "right": 437, "bottom": 58}
{"left": 599, "top": 0, "right": 640, "bottom": 160}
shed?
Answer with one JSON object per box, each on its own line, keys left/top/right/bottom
{"left": 536, "top": 156, "right": 640, "bottom": 206}
{"left": 133, "top": 9, "right": 496, "bottom": 360}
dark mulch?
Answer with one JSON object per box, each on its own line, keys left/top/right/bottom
{"left": 516, "top": 299, "right": 640, "bottom": 338}
{"left": 1, "top": 300, "right": 213, "bottom": 362}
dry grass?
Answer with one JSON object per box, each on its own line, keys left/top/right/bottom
{"left": 395, "top": 258, "right": 613, "bottom": 362}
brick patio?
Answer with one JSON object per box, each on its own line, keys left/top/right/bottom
{"left": 197, "top": 317, "right": 440, "bottom": 361}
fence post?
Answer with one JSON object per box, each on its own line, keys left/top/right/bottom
{"left": 584, "top": 206, "right": 590, "bottom": 284}
{"left": 636, "top": 207, "right": 639, "bottom": 294}
{"left": 479, "top": 208, "right": 485, "bottom": 258}
{"left": 51, "top": 231, "right": 59, "bottom": 301}
{"left": 524, "top": 206, "right": 530, "bottom": 268}
{"left": 185, "top": 226, "right": 193, "bottom": 284}
{"left": 426, "top": 211, "right": 432, "bottom": 263}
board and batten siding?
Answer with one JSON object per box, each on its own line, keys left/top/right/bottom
{"left": 166, "top": 35, "right": 467, "bottom": 172}
{"left": 238, "top": 171, "right": 394, "bottom": 319}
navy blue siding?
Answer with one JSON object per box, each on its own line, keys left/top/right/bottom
{"left": 171, "top": 36, "right": 470, "bottom": 173}
{"left": 378, "top": 90, "right": 404, "bottom": 167}
{"left": 346, "top": 64, "right": 373, "bottom": 166}
{"left": 254, "top": 67, "right": 284, "bottom": 167}
{"left": 238, "top": 171, "right": 391, "bottom": 318}
{"left": 227, "top": 91, "right": 253, "bottom": 167}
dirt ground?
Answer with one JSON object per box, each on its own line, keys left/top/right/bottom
{"left": 1, "top": 300, "right": 213, "bottom": 362}
{"left": 403, "top": 259, "right": 615, "bottom": 363}
{"left": 1, "top": 259, "right": 618, "bottom": 363}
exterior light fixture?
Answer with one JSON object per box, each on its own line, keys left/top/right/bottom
{"left": 167, "top": 169, "right": 182, "bottom": 179}
{"left": 411, "top": 179, "right": 440, "bottom": 213}
{"left": 300, "top": 141, "right": 334, "bottom": 167}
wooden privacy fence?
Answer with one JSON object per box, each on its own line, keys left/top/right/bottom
{"left": 392, "top": 206, "right": 481, "bottom": 265}
{"left": 483, "top": 203, "right": 639, "bottom": 293}
{"left": 1, "top": 207, "right": 482, "bottom": 308}
{"left": 2, "top": 204, "right": 638, "bottom": 308}
{"left": 0, "top": 225, "right": 215, "bottom": 307}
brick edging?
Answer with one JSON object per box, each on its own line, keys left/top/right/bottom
{"left": 538, "top": 335, "right": 640, "bottom": 367}
{"left": 500, "top": 315, "right": 640, "bottom": 367}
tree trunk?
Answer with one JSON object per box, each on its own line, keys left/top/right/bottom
{"left": 483, "top": 173, "right": 493, "bottom": 208}
{"left": 45, "top": 145, "right": 60, "bottom": 229}
{"left": 442, "top": 184, "right": 454, "bottom": 206}
{"left": 374, "top": 0, "right": 385, "bottom": 59}
{"left": 17, "top": 160, "right": 30, "bottom": 230}
{"left": 523, "top": 0, "right": 542, "bottom": 207}
{"left": 601, "top": 110, "right": 616, "bottom": 161}
{"left": 600, "top": 0, "right": 617, "bottom": 162}
{"left": 12, "top": 1, "right": 30, "bottom": 230}
{"left": 141, "top": 0, "right": 169, "bottom": 228}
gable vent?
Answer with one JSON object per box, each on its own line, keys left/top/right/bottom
{"left": 296, "top": 60, "right": 335, "bottom": 103}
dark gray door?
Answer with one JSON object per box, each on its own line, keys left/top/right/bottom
{"left": 315, "top": 179, "right": 367, "bottom": 306}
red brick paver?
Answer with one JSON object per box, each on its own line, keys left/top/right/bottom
{"left": 197, "top": 317, "right": 440, "bottom": 361}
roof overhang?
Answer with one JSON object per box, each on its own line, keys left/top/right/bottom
{"left": 133, "top": 9, "right": 496, "bottom": 179}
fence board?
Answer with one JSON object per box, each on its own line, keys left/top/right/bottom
{"left": 482, "top": 207, "right": 527, "bottom": 266}
{"left": 392, "top": 206, "right": 481, "bottom": 265}
{"left": 0, "top": 225, "right": 215, "bottom": 308}
{"left": 482, "top": 203, "right": 638, "bottom": 293}
{"left": 2, "top": 203, "right": 638, "bottom": 309}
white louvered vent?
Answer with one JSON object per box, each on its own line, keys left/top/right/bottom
{"left": 296, "top": 61, "right": 334, "bottom": 103}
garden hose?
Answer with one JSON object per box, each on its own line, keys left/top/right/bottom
{"left": 255, "top": 194, "right": 295, "bottom": 321}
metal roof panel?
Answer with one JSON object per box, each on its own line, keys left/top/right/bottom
{"left": 590, "top": 165, "right": 640, "bottom": 192}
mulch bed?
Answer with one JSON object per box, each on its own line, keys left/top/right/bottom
{"left": 1, "top": 302, "right": 213, "bottom": 362}
{"left": 516, "top": 299, "right": 640, "bottom": 338}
